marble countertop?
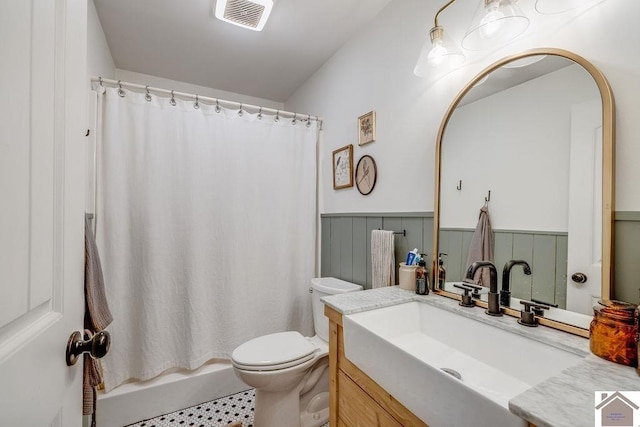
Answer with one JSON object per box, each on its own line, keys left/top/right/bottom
{"left": 322, "top": 286, "right": 640, "bottom": 427}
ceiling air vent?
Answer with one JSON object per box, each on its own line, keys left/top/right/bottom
{"left": 213, "top": 0, "right": 274, "bottom": 32}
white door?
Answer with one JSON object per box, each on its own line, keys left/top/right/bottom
{"left": 566, "top": 98, "right": 602, "bottom": 315}
{"left": 0, "top": 1, "right": 87, "bottom": 425}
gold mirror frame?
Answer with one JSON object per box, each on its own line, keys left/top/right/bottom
{"left": 432, "top": 48, "right": 615, "bottom": 337}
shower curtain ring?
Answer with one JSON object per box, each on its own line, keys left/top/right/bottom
{"left": 215, "top": 99, "right": 221, "bottom": 113}
{"left": 145, "top": 85, "right": 152, "bottom": 102}
{"left": 238, "top": 104, "right": 243, "bottom": 116}
{"left": 194, "top": 95, "right": 200, "bottom": 109}
{"left": 275, "top": 110, "right": 280, "bottom": 122}
{"left": 117, "top": 80, "right": 125, "bottom": 97}
{"left": 98, "top": 77, "right": 103, "bottom": 87}
{"left": 292, "top": 113, "right": 297, "bottom": 125}
{"left": 170, "top": 90, "right": 176, "bottom": 106}
{"left": 306, "top": 115, "right": 311, "bottom": 128}
{"left": 257, "top": 107, "right": 262, "bottom": 120}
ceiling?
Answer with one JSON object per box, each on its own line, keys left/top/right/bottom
{"left": 94, "top": 0, "right": 394, "bottom": 102}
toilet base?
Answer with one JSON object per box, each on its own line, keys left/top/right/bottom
{"left": 300, "top": 391, "right": 329, "bottom": 427}
{"left": 249, "top": 358, "right": 329, "bottom": 427}
{"left": 254, "top": 387, "right": 302, "bottom": 427}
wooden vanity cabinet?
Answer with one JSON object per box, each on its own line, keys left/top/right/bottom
{"left": 325, "top": 305, "right": 428, "bottom": 427}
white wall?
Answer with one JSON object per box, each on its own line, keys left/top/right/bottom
{"left": 441, "top": 64, "right": 599, "bottom": 231}
{"left": 87, "top": 0, "right": 116, "bottom": 82}
{"left": 115, "top": 69, "right": 284, "bottom": 110}
{"left": 285, "top": 0, "right": 640, "bottom": 214}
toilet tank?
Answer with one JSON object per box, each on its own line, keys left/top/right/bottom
{"left": 311, "top": 277, "right": 362, "bottom": 342}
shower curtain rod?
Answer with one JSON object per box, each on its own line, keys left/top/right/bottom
{"left": 91, "top": 77, "right": 323, "bottom": 127}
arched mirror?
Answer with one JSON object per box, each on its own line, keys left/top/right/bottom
{"left": 432, "top": 48, "right": 615, "bottom": 336}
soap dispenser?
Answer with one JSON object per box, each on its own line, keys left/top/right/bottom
{"left": 437, "top": 253, "right": 447, "bottom": 290}
{"left": 415, "top": 256, "right": 429, "bottom": 295}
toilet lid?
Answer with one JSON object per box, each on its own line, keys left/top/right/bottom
{"left": 231, "top": 331, "right": 316, "bottom": 368}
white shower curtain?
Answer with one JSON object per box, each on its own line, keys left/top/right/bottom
{"left": 95, "top": 87, "right": 318, "bottom": 391}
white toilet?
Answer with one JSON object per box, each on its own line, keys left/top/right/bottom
{"left": 231, "top": 277, "right": 362, "bottom": 427}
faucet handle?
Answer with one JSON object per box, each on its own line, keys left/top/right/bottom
{"left": 453, "top": 283, "right": 475, "bottom": 307}
{"left": 461, "top": 280, "right": 483, "bottom": 299}
{"left": 518, "top": 300, "right": 550, "bottom": 327}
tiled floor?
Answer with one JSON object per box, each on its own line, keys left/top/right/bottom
{"left": 125, "top": 389, "right": 329, "bottom": 427}
{"left": 126, "top": 389, "right": 256, "bottom": 427}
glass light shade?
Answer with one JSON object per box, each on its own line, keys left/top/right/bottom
{"left": 535, "top": 0, "right": 602, "bottom": 14}
{"left": 461, "top": 0, "right": 529, "bottom": 51}
{"left": 414, "top": 27, "right": 465, "bottom": 76}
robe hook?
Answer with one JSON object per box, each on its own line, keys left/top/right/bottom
{"left": 484, "top": 190, "right": 491, "bottom": 206}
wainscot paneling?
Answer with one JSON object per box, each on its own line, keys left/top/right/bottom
{"left": 614, "top": 212, "right": 640, "bottom": 304}
{"left": 439, "top": 229, "right": 567, "bottom": 308}
{"left": 320, "top": 213, "right": 433, "bottom": 290}
{"left": 321, "top": 212, "right": 640, "bottom": 305}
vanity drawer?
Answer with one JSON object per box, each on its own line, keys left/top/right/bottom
{"left": 338, "top": 370, "right": 402, "bottom": 427}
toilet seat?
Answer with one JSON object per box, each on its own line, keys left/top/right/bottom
{"left": 231, "top": 331, "right": 317, "bottom": 372}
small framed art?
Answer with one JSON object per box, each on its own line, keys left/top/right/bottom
{"left": 332, "top": 144, "right": 354, "bottom": 190}
{"left": 358, "top": 110, "right": 376, "bottom": 146}
{"left": 355, "top": 155, "right": 377, "bottom": 195}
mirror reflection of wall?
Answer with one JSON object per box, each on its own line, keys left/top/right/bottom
{"left": 439, "top": 56, "right": 601, "bottom": 316}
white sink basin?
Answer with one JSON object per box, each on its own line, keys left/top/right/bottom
{"left": 343, "top": 301, "right": 583, "bottom": 427}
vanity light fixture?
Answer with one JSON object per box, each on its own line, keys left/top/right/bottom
{"left": 413, "top": 0, "right": 465, "bottom": 76}
{"left": 461, "top": 0, "right": 529, "bottom": 51}
{"left": 214, "top": 0, "right": 274, "bottom": 32}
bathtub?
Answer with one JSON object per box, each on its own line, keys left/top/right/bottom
{"left": 95, "top": 359, "right": 248, "bottom": 427}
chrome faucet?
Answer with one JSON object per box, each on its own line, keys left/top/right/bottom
{"left": 465, "top": 261, "right": 501, "bottom": 316}
{"left": 500, "top": 260, "right": 532, "bottom": 307}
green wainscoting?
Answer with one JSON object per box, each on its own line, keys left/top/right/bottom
{"left": 320, "top": 211, "right": 640, "bottom": 306}
{"left": 320, "top": 213, "right": 434, "bottom": 290}
{"left": 439, "top": 228, "right": 567, "bottom": 308}
{"left": 614, "top": 212, "right": 640, "bottom": 304}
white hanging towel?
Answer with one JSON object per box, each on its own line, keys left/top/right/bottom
{"left": 371, "top": 230, "right": 395, "bottom": 288}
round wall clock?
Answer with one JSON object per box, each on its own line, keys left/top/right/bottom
{"left": 355, "top": 155, "right": 377, "bottom": 195}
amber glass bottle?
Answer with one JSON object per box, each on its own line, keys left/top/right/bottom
{"left": 590, "top": 300, "right": 638, "bottom": 367}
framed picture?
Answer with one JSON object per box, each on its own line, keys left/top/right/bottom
{"left": 332, "top": 144, "right": 354, "bottom": 189}
{"left": 358, "top": 110, "right": 376, "bottom": 146}
{"left": 355, "top": 155, "right": 377, "bottom": 195}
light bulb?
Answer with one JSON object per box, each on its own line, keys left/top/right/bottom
{"left": 479, "top": 3, "right": 505, "bottom": 39}
{"left": 414, "top": 26, "right": 465, "bottom": 75}
{"left": 428, "top": 40, "right": 448, "bottom": 67}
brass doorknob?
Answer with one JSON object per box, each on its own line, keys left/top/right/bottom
{"left": 66, "top": 330, "right": 111, "bottom": 366}
{"left": 571, "top": 272, "right": 588, "bottom": 284}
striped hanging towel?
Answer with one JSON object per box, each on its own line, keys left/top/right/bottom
{"left": 371, "top": 230, "right": 395, "bottom": 288}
